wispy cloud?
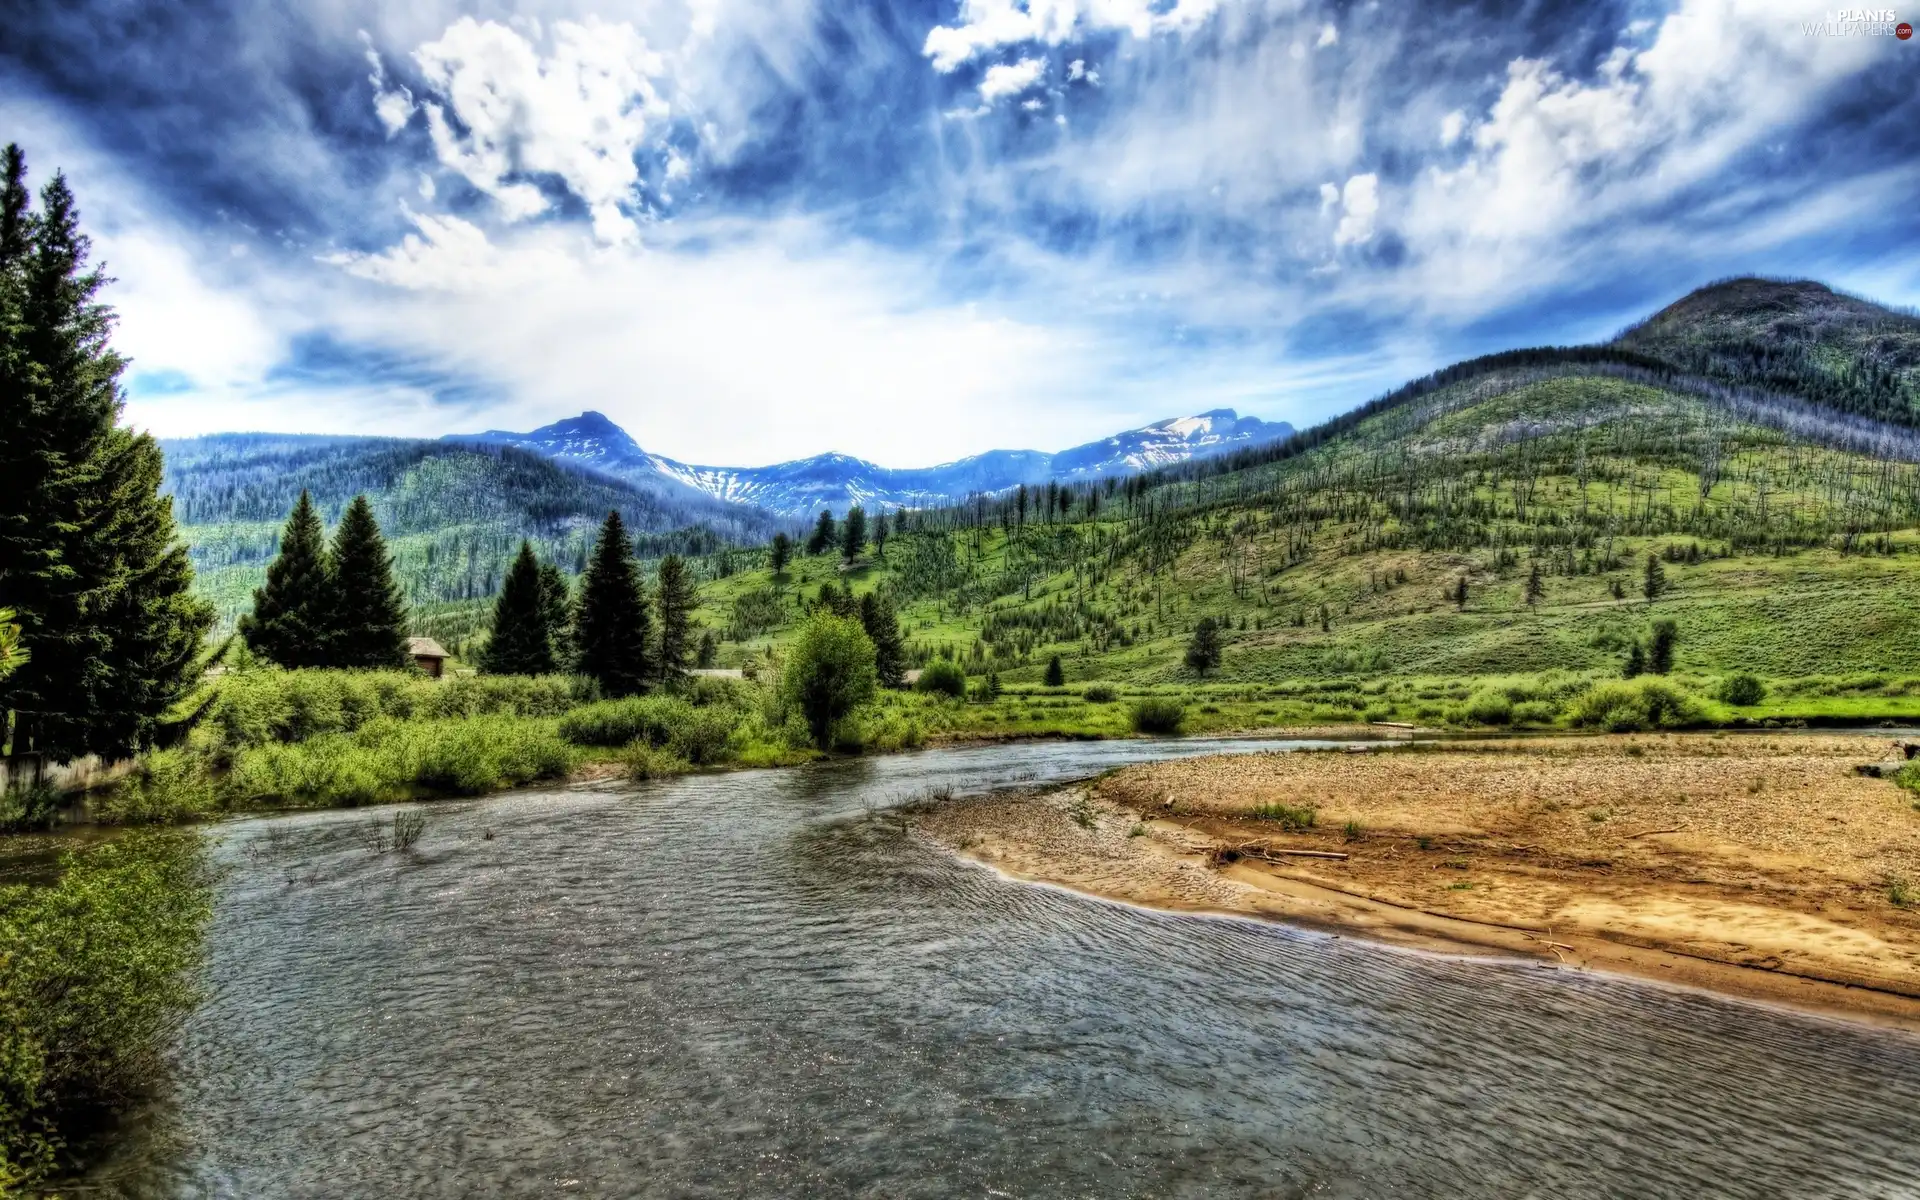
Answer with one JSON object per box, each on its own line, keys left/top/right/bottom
{"left": 1, "top": 0, "right": 1914, "bottom": 465}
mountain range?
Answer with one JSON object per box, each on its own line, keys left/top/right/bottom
{"left": 449, "top": 408, "right": 1296, "bottom": 517}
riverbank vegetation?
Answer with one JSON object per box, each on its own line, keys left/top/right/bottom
{"left": 0, "top": 831, "right": 213, "bottom": 1188}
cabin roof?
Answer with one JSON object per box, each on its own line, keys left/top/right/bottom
{"left": 406, "top": 636, "right": 449, "bottom": 659}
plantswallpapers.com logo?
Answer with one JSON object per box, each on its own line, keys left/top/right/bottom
{"left": 1803, "top": 8, "right": 1912, "bottom": 35}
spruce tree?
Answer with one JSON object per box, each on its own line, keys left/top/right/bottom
{"left": 482, "top": 541, "right": 556, "bottom": 675}
{"left": 807, "top": 509, "right": 835, "bottom": 555}
{"left": 769, "top": 532, "right": 792, "bottom": 575}
{"left": 538, "top": 561, "right": 572, "bottom": 667}
{"left": 1643, "top": 554, "right": 1667, "bottom": 603}
{"left": 329, "top": 495, "right": 408, "bottom": 668}
{"left": 0, "top": 154, "right": 212, "bottom": 758}
{"left": 1043, "top": 655, "right": 1066, "bottom": 687}
{"left": 574, "top": 511, "right": 653, "bottom": 696}
{"left": 859, "top": 591, "right": 907, "bottom": 688}
{"left": 1185, "top": 617, "right": 1222, "bottom": 675}
{"left": 655, "top": 553, "right": 699, "bottom": 686}
{"left": 1525, "top": 561, "right": 1545, "bottom": 609}
{"left": 873, "top": 511, "right": 889, "bottom": 561}
{"left": 1648, "top": 619, "right": 1678, "bottom": 675}
{"left": 841, "top": 505, "right": 867, "bottom": 561}
{"left": 241, "top": 491, "right": 335, "bottom": 668}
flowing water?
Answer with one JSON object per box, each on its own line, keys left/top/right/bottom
{"left": 85, "top": 738, "right": 1920, "bottom": 1198}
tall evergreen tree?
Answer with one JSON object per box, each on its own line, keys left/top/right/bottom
{"left": 807, "top": 509, "right": 835, "bottom": 555}
{"left": 1643, "top": 553, "right": 1667, "bottom": 603}
{"left": 574, "top": 511, "right": 652, "bottom": 696}
{"left": 240, "top": 490, "right": 335, "bottom": 668}
{"left": 769, "top": 532, "right": 792, "bottom": 575}
{"left": 655, "top": 553, "right": 699, "bottom": 686}
{"left": 0, "top": 154, "right": 212, "bottom": 758}
{"left": 841, "top": 505, "right": 867, "bottom": 561}
{"left": 872, "top": 511, "right": 889, "bottom": 561}
{"left": 1185, "top": 617, "right": 1222, "bottom": 675}
{"left": 1525, "top": 560, "right": 1545, "bottom": 609}
{"left": 858, "top": 591, "right": 907, "bottom": 688}
{"left": 482, "top": 541, "right": 556, "bottom": 675}
{"left": 329, "top": 495, "right": 408, "bottom": 668}
{"left": 538, "top": 561, "right": 572, "bottom": 667}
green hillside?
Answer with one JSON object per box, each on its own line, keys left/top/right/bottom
{"left": 679, "top": 284, "right": 1920, "bottom": 716}
{"left": 163, "top": 434, "right": 787, "bottom": 635}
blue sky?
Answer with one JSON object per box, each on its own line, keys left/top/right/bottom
{"left": 3, "top": 0, "right": 1916, "bottom": 467}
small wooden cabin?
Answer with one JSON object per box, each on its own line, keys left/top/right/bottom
{"left": 407, "top": 636, "right": 450, "bottom": 678}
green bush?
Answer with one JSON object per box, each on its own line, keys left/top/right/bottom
{"left": 1511, "top": 700, "right": 1560, "bottom": 726}
{"left": 782, "top": 613, "right": 879, "bottom": 749}
{"left": 208, "top": 670, "right": 588, "bottom": 759}
{"left": 94, "top": 748, "right": 219, "bottom": 825}
{"left": 1568, "top": 678, "right": 1705, "bottom": 732}
{"left": 1464, "top": 689, "right": 1515, "bottom": 726}
{"left": 558, "top": 696, "right": 697, "bottom": 747}
{"left": 224, "top": 715, "right": 573, "bottom": 806}
{"left": 1717, "top": 673, "right": 1767, "bottom": 706}
{"left": 1081, "top": 684, "right": 1118, "bottom": 703}
{"left": 667, "top": 706, "right": 738, "bottom": 765}
{"left": 0, "top": 832, "right": 213, "bottom": 1188}
{"left": 0, "top": 780, "right": 59, "bottom": 833}
{"left": 915, "top": 659, "right": 967, "bottom": 699}
{"left": 1129, "top": 697, "right": 1187, "bottom": 735}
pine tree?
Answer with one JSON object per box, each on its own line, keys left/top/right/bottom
{"left": 807, "top": 510, "right": 835, "bottom": 555}
{"left": 769, "top": 532, "right": 792, "bottom": 575}
{"left": 841, "top": 505, "right": 867, "bottom": 561}
{"left": 1623, "top": 641, "right": 1647, "bottom": 679}
{"left": 655, "top": 553, "right": 699, "bottom": 686}
{"left": 1185, "top": 617, "right": 1222, "bottom": 675}
{"left": 1454, "top": 576, "right": 1470, "bottom": 610}
{"left": 241, "top": 491, "right": 335, "bottom": 668}
{"left": 482, "top": 542, "right": 556, "bottom": 675}
{"left": 859, "top": 591, "right": 907, "bottom": 688}
{"left": 873, "top": 511, "right": 889, "bottom": 561}
{"left": 574, "top": 511, "right": 653, "bottom": 696}
{"left": 1043, "top": 655, "right": 1066, "bottom": 686}
{"left": 1648, "top": 618, "right": 1678, "bottom": 675}
{"left": 1643, "top": 554, "right": 1667, "bottom": 603}
{"left": 1525, "top": 560, "right": 1545, "bottom": 609}
{"left": 0, "top": 154, "right": 213, "bottom": 758}
{"left": 329, "top": 495, "right": 408, "bottom": 668}
{"left": 538, "top": 562, "right": 572, "bottom": 667}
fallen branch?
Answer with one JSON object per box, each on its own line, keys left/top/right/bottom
{"left": 1212, "top": 843, "right": 1351, "bottom": 865}
{"left": 1626, "top": 826, "right": 1687, "bottom": 839}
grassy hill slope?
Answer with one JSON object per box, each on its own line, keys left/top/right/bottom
{"left": 684, "top": 287, "right": 1920, "bottom": 721}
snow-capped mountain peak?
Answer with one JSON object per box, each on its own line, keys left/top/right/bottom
{"left": 450, "top": 407, "right": 1293, "bottom": 517}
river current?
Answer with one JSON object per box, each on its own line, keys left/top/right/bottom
{"left": 85, "top": 738, "right": 1920, "bottom": 1197}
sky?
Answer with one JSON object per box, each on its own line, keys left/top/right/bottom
{"left": 2, "top": 0, "right": 1917, "bottom": 468}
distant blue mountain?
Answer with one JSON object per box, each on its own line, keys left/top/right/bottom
{"left": 453, "top": 408, "right": 1294, "bottom": 517}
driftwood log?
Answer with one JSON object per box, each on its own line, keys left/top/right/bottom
{"left": 1209, "top": 843, "right": 1350, "bottom": 866}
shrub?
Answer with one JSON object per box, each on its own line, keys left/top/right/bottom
{"left": 1129, "top": 697, "right": 1187, "bottom": 735}
{"left": 95, "top": 749, "right": 219, "bottom": 825}
{"left": 224, "top": 716, "right": 572, "bottom": 806}
{"left": 1082, "top": 684, "right": 1118, "bottom": 703}
{"left": 668, "top": 706, "right": 738, "bottom": 765}
{"left": 0, "top": 779, "right": 59, "bottom": 833}
{"left": 0, "top": 833, "right": 213, "bottom": 1188}
{"left": 1568, "top": 678, "right": 1705, "bottom": 732}
{"left": 915, "top": 659, "right": 967, "bottom": 699}
{"left": 1718, "top": 673, "right": 1767, "bottom": 706}
{"left": 620, "top": 743, "right": 690, "bottom": 780}
{"left": 558, "top": 696, "right": 696, "bottom": 747}
{"left": 781, "top": 613, "right": 879, "bottom": 749}
{"left": 1511, "top": 700, "right": 1559, "bottom": 726}
{"left": 1464, "top": 689, "right": 1515, "bottom": 726}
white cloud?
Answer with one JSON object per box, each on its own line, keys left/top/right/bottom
{"left": 979, "top": 57, "right": 1046, "bottom": 102}
{"left": 1331, "top": 172, "right": 1378, "bottom": 247}
{"left": 1315, "top": 22, "right": 1338, "bottom": 48}
{"left": 1438, "top": 109, "right": 1465, "bottom": 146}
{"left": 410, "top": 16, "right": 669, "bottom": 243}
{"left": 361, "top": 32, "right": 416, "bottom": 137}
{"left": 1317, "top": 181, "right": 1339, "bottom": 209}
{"left": 923, "top": 0, "right": 1219, "bottom": 73}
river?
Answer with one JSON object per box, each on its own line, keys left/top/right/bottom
{"left": 84, "top": 738, "right": 1920, "bottom": 1197}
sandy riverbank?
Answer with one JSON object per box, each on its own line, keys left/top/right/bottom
{"left": 915, "top": 733, "right": 1920, "bottom": 1029}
